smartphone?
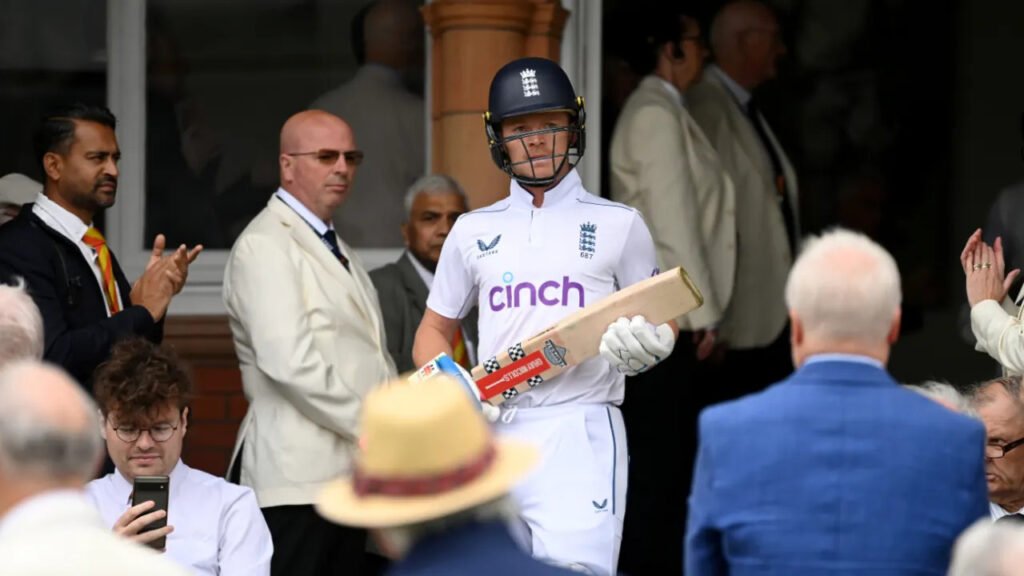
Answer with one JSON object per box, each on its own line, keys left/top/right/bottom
{"left": 132, "top": 475, "right": 170, "bottom": 550}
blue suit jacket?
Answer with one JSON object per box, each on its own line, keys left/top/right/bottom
{"left": 685, "top": 359, "right": 989, "bottom": 576}
{"left": 388, "top": 520, "right": 578, "bottom": 576}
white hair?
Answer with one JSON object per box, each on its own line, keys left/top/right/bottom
{"left": 376, "top": 496, "right": 519, "bottom": 558}
{"left": 403, "top": 173, "right": 468, "bottom": 219}
{"left": 0, "top": 278, "right": 44, "bottom": 367}
{"left": 948, "top": 519, "right": 1024, "bottom": 576}
{"left": 905, "top": 381, "right": 975, "bottom": 416}
{"left": 0, "top": 361, "right": 103, "bottom": 482}
{"left": 785, "top": 228, "right": 901, "bottom": 344}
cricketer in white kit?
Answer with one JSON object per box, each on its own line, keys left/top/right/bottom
{"left": 413, "top": 56, "right": 678, "bottom": 575}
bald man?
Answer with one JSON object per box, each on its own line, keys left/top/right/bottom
{"left": 687, "top": 0, "right": 797, "bottom": 399}
{"left": 0, "top": 361, "right": 187, "bottom": 575}
{"left": 223, "top": 110, "right": 397, "bottom": 576}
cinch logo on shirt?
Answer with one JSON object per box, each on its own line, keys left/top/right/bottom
{"left": 489, "top": 273, "right": 585, "bottom": 311}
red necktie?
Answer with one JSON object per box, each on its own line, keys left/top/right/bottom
{"left": 81, "top": 227, "right": 121, "bottom": 313}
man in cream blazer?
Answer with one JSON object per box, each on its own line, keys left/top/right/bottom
{"left": 224, "top": 110, "right": 396, "bottom": 576}
{"left": 609, "top": 10, "right": 735, "bottom": 575}
{"left": 687, "top": 0, "right": 798, "bottom": 396}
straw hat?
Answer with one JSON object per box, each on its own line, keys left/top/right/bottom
{"left": 0, "top": 173, "right": 43, "bottom": 206}
{"left": 316, "top": 376, "right": 537, "bottom": 528}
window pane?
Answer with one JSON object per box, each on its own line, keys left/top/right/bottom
{"left": 144, "top": 0, "right": 426, "bottom": 250}
{"left": 0, "top": 0, "right": 107, "bottom": 184}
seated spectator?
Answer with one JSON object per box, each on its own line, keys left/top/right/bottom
{"left": 0, "top": 278, "right": 44, "bottom": 367}
{"left": 315, "top": 376, "right": 579, "bottom": 575}
{"left": 0, "top": 360, "right": 187, "bottom": 575}
{"left": 686, "top": 228, "right": 989, "bottom": 576}
{"left": 86, "top": 338, "right": 272, "bottom": 575}
{"left": 0, "top": 173, "right": 41, "bottom": 226}
{"left": 965, "top": 376, "right": 1024, "bottom": 522}
{"left": 370, "top": 174, "right": 475, "bottom": 373}
{"left": 948, "top": 519, "right": 1024, "bottom": 576}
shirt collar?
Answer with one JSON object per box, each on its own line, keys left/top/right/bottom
{"left": 275, "top": 187, "right": 332, "bottom": 236}
{"left": 654, "top": 75, "right": 686, "bottom": 110}
{"left": 508, "top": 168, "right": 582, "bottom": 210}
{"left": 406, "top": 251, "right": 434, "bottom": 289}
{"left": 710, "top": 64, "right": 752, "bottom": 109}
{"left": 802, "top": 353, "right": 885, "bottom": 370}
{"left": 991, "top": 501, "right": 1024, "bottom": 519}
{"left": 34, "top": 192, "right": 91, "bottom": 240}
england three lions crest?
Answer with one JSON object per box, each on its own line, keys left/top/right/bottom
{"left": 579, "top": 222, "right": 596, "bottom": 259}
{"left": 521, "top": 68, "right": 540, "bottom": 97}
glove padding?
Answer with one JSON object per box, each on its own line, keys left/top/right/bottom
{"left": 599, "top": 315, "right": 675, "bottom": 376}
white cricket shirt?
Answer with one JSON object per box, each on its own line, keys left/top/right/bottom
{"left": 427, "top": 169, "right": 659, "bottom": 407}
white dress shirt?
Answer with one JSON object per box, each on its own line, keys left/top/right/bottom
{"left": 86, "top": 461, "right": 272, "bottom": 576}
{"left": 32, "top": 192, "right": 123, "bottom": 315}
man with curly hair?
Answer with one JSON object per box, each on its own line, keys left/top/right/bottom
{"left": 85, "top": 338, "right": 273, "bottom": 576}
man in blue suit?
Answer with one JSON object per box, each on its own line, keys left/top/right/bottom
{"left": 686, "top": 228, "right": 989, "bottom": 576}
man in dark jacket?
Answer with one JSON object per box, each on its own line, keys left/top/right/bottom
{"left": 0, "top": 103, "right": 201, "bottom": 388}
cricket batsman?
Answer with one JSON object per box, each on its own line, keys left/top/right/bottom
{"left": 412, "top": 57, "right": 678, "bottom": 575}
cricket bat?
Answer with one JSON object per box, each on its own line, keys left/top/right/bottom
{"left": 472, "top": 266, "right": 703, "bottom": 405}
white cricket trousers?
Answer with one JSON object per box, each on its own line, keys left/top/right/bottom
{"left": 496, "top": 403, "right": 628, "bottom": 576}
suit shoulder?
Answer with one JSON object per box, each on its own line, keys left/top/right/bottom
{"left": 369, "top": 261, "right": 403, "bottom": 287}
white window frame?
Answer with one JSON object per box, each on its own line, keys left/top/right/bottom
{"left": 106, "top": 0, "right": 600, "bottom": 315}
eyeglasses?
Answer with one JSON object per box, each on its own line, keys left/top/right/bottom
{"left": 111, "top": 421, "right": 180, "bottom": 443}
{"left": 986, "top": 436, "right": 1024, "bottom": 459}
{"left": 284, "top": 149, "right": 365, "bottom": 166}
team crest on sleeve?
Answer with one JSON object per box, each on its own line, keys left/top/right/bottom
{"left": 579, "top": 222, "right": 596, "bottom": 259}
{"left": 476, "top": 234, "right": 501, "bottom": 259}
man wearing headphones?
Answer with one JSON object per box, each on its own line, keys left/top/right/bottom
{"left": 413, "top": 57, "right": 677, "bottom": 575}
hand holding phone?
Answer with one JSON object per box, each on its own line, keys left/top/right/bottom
{"left": 116, "top": 475, "right": 173, "bottom": 550}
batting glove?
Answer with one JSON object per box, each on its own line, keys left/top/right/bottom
{"left": 599, "top": 315, "right": 675, "bottom": 376}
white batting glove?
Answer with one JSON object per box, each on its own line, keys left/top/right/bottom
{"left": 599, "top": 315, "right": 675, "bottom": 376}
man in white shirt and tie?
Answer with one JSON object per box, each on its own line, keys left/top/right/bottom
{"left": 86, "top": 338, "right": 272, "bottom": 575}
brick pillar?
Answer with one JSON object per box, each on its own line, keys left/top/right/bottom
{"left": 422, "top": 0, "right": 570, "bottom": 209}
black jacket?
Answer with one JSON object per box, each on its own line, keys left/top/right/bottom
{"left": 0, "top": 204, "right": 161, "bottom": 388}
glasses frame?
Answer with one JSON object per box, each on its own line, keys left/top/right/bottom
{"left": 987, "top": 436, "right": 1024, "bottom": 459}
{"left": 284, "top": 149, "right": 365, "bottom": 167}
{"left": 110, "top": 420, "right": 181, "bottom": 444}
